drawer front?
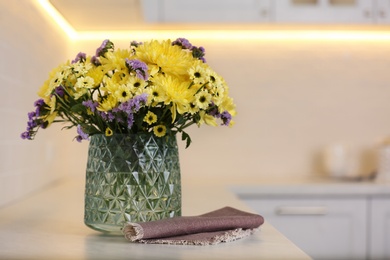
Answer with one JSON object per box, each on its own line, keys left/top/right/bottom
{"left": 242, "top": 197, "right": 367, "bottom": 260}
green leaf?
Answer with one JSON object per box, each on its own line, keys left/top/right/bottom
{"left": 70, "top": 103, "right": 86, "bottom": 114}
{"left": 181, "top": 131, "right": 192, "bottom": 149}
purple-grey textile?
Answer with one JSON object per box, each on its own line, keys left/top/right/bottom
{"left": 123, "top": 207, "right": 264, "bottom": 245}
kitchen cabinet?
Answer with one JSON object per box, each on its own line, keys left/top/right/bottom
{"left": 142, "top": 0, "right": 390, "bottom": 25}
{"left": 159, "top": 0, "right": 271, "bottom": 23}
{"left": 369, "top": 197, "right": 390, "bottom": 259}
{"left": 242, "top": 197, "right": 368, "bottom": 259}
{"left": 273, "top": 0, "right": 374, "bottom": 24}
{"left": 375, "top": 0, "right": 390, "bottom": 24}
{"left": 234, "top": 182, "right": 390, "bottom": 260}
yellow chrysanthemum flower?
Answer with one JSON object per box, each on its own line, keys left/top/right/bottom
{"left": 188, "top": 61, "right": 209, "bottom": 85}
{"left": 98, "top": 95, "right": 117, "bottom": 112}
{"left": 194, "top": 90, "right": 212, "bottom": 110}
{"left": 38, "top": 81, "right": 52, "bottom": 104}
{"left": 49, "top": 95, "right": 56, "bottom": 114}
{"left": 101, "top": 77, "right": 121, "bottom": 94}
{"left": 219, "top": 96, "right": 237, "bottom": 117}
{"left": 73, "top": 76, "right": 94, "bottom": 99}
{"left": 198, "top": 111, "right": 217, "bottom": 126}
{"left": 135, "top": 40, "right": 194, "bottom": 78}
{"left": 210, "top": 85, "right": 225, "bottom": 106}
{"left": 146, "top": 85, "right": 167, "bottom": 105}
{"left": 113, "top": 84, "right": 132, "bottom": 103}
{"left": 38, "top": 63, "right": 69, "bottom": 102}
{"left": 71, "top": 62, "right": 91, "bottom": 77}
{"left": 105, "top": 127, "right": 113, "bottom": 136}
{"left": 187, "top": 102, "right": 199, "bottom": 115}
{"left": 75, "top": 76, "right": 95, "bottom": 89}
{"left": 111, "top": 69, "right": 130, "bottom": 85}
{"left": 86, "top": 67, "right": 105, "bottom": 88}
{"left": 45, "top": 111, "right": 58, "bottom": 127}
{"left": 153, "top": 125, "right": 166, "bottom": 137}
{"left": 153, "top": 74, "right": 196, "bottom": 121}
{"left": 127, "top": 77, "right": 147, "bottom": 95}
{"left": 100, "top": 48, "right": 131, "bottom": 72}
{"left": 143, "top": 111, "right": 157, "bottom": 125}
{"left": 208, "top": 70, "right": 222, "bottom": 86}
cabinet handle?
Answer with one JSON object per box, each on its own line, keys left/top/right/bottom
{"left": 364, "top": 10, "right": 371, "bottom": 18}
{"left": 259, "top": 9, "right": 268, "bottom": 17}
{"left": 275, "top": 206, "right": 328, "bottom": 216}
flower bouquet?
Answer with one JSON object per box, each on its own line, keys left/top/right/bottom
{"left": 21, "top": 38, "right": 236, "bottom": 147}
{"left": 20, "top": 38, "right": 237, "bottom": 231}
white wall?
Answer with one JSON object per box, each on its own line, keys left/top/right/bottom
{"left": 0, "top": 1, "right": 72, "bottom": 206}
{"left": 72, "top": 38, "right": 390, "bottom": 183}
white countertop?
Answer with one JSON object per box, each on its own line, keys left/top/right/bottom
{"left": 230, "top": 177, "right": 390, "bottom": 198}
{"left": 0, "top": 175, "right": 311, "bottom": 260}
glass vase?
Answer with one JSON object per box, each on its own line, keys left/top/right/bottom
{"left": 84, "top": 133, "right": 181, "bottom": 234}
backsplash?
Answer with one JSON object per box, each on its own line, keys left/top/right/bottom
{"left": 0, "top": 1, "right": 71, "bottom": 206}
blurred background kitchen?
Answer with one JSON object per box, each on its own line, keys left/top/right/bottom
{"left": 2, "top": 0, "right": 390, "bottom": 259}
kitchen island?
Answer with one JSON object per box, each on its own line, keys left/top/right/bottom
{"left": 0, "top": 175, "right": 311, "bottom": 260}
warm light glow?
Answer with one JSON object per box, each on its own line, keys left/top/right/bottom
{"left": 77, "top": 29, "right": 390, "bottom": 42}
{"left": 35, "top": 0, "right": 77, "bottom": 39}
{"left": 35, "top": 0, "right": 390, "bottom": 42}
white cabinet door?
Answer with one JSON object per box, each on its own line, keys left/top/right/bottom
{"left": 160, "top": 0, "right": 272, "bottom": 23}
{"left": 243, "top": 197, "right": 367, "bottom": 260}
{"left": 375, "top": 0, "right": 390, "bottom": 23}
{"left": 274, "top": 0, "right": 374, "bottom": 24}
{"left": 369, "top": 197, "right": 390, "bottom": 260}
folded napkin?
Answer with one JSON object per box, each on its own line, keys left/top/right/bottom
{"left": 123, "top": 206, "right": 264, "bottom": 245}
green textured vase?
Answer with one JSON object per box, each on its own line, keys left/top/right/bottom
{"left": 84, "top": 133, "right": 181, "bottom": 234}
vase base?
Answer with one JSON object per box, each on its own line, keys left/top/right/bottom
{"left": 84, "top": 222, "right": 123, "bottom": 235}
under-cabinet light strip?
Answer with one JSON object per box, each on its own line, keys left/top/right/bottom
{"left": 35, "top": 0, "right": 390, "bottom": 41}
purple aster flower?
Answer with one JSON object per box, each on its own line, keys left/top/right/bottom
{"left": 220, "top": 111, "right": 232, "bottom": 126}
{"left": 130, "top": 40, "right": 142, "bottom": 47}
{"left": 131, "top": 93, "right": 148, "bottom": 111}
{"left": 28, "top": 111, "right": 36, "bottom": 120}
{"left": 95, "top": 39, "right": 114, "bottom": 57}
{"left": 208, "top": 106, "right": 219, "bottom": 117}
{"left": 27, "top": 120, "right": 38, "bottom": 130}
{"left": 82, "top": 100, "right": 98, "bottom": 113}
{"left": 112, "top": 107, "right": 120, "bottom": 113}
{"left": 125, "top": 59, "right": 149, "bottom": 80}
{"left": 33, "top": 99, "right": 45, "bottom": 116}
{"left": 21, "top": 131, "right": 31, "bottom": 140}
{"left": 34, "top": 99, "right": 45, "bottom": 108}
{"left": 99, "top": 111, "right": 108, "bottom": 121}
{"left": 76, "top": 125, "right": 89, "bottom": 142}
{"left": 35, "top": 107, "right": 41, "bottom": 117}
{"left": 91, "top": 55, "right": 101, "bottom": 66}
{"left": 127, "top": 113, "right": 134, "bottom": 129}
{"left": 117, "top": 101, "right": 131, "bottom": 114}
{"left": 191, "top": 46, "right": 206, "bottom": 62}
{"left": 71, "top": 52, "right": 86, "bottom": 64}
{"left": 54, "top": 85, "right": 65, "bottom": 97}
{"left": 118, "top": 94, "right": 148, "bottom": 114}
{"left": 96, "top": 39, "right": 109, "bottom": 55}
{"left": 172, "top": 38, "right": 193, "bottom": 49}
{"left": 107, "top": 112, "right": 115, "bottom": 122}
